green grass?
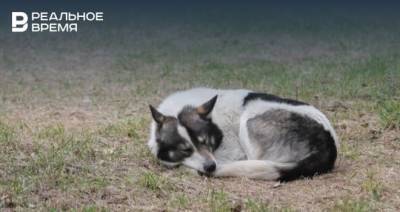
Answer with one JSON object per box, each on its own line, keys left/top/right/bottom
{"left": 244, "top": 198, "right": 295, "bottom": 212}
{"left": 332, "top": 199, "right": 372, "bottom": 212}
{"left": 169, "top": 193, "right": 190, "bottom": 209}
{"left": 244, "top": 198, "right": 270, "bottom": 212}
{"left": 207, "top": 189, "right": 232, "bottom": 212}
{"left": 378, "top": 100, "right": 400, "bottom": 129}
{"left": 99, "top": 118, "right": 147, "bottom": 140}
{"left": 362, "top": 171, "right": 383, "bottom": 201}
{"left": 0, "top": 120, "right": 15, "bottom": 145}
{"left": 69, "top": 206, "right": 107, "bottom": 212}
{"left": 138, "top": 171, "right": 174, "bottom": 192}
{"left": 98, "top": 117, "right": 154, "bottom": 163}
{"left": 340, "top": 139, "right": 361, "bottom": 160}
{"left": 37, "top": 123, "right": 66, "bottom": 140}
{"left": 17, "top": 132, "right": 97, "bottom": 191}
{"left": 0, "top": 123, "right": 108, "bottom": 209}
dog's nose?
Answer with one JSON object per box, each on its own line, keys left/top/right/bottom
{"left": 203, "top": 161, "right": 216, "bottom": 173}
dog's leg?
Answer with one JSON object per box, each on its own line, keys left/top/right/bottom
{"left": 238, "top": 113, "right": 259, "bottom": 159}
{"left": 214, "top": 160, "right": 295, "bottom": 180}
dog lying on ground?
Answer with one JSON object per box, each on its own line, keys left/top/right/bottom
{"left": 148, "top": 88, "right": 338, "bottom": 181}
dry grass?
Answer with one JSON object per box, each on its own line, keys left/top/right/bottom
{"left": 1, "top": 8, "right": 400, "bottom": 211}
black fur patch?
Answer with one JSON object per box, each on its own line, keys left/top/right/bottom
{"left": 277, "top": 112, "right": 337, "bottom": 182}
{"left": 178, "top": 106, "right": 223, "bottom": 151}
{"left": 243, "top": 92, "right": 308, "bottom": 106}
{"left": 185, "top": 122, "right": 223, "bottom": 151}
{"left": 155, "top": 118, "right": 194, "bottom": 163}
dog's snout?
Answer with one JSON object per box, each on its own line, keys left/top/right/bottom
{"left": 203, "top": 161, "right": 216, "bottom": 173}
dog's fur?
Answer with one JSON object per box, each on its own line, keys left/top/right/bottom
{"left": 148, "top": 88, "right": 338, "bottom": 181}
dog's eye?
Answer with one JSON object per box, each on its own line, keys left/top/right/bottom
{"left": 182, "top": 147, "right": 193, "bottom": 154}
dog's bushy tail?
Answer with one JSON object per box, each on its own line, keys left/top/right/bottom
{"left": 214, "top": 160, "right": 296, "bottom": 180}
{"left": 278, "top": 147, "right": 337, "bottom": 182}
{"left": 215, "top": 148, "right": 336, "bottom": 181}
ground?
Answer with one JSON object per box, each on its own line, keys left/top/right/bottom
{"left": 0, "top": 6, "right": 400, "bottom": 211}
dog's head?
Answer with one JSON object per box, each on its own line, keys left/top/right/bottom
{"left": 149, "top": 96, "right": 223, "bottom": 175}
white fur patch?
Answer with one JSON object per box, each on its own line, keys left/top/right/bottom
{"left": 147, "top": 122, "right": 158, "bottom": 156}
{"left": 215, "top": 160, "right": 295, "bottom": 180}
{"left": 182, "top": 152, "right": 208, "bottom": 172}
{"left": 177, "top": 124, "right": 191, "bottom": 142}
{"left": 159, "top": 160, "right": 180, "bottom": 168}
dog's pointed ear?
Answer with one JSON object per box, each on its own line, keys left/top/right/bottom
{"left": 196, "top": 95, "right": 218, "bottom": 117}
{"left": 149, "top": 105, "right": 166, "bottom": 125}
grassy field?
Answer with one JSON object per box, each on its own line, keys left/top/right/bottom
{"left": 1, "top": 6, "right": 400, "bottom": 211}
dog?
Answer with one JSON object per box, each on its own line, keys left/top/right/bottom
{"left": 148, "top": 88, "right": 338, "bottom": 181}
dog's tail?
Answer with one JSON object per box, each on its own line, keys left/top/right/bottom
{"left": 215, "top": 149, "right": 336, "bottom": 181}
{"left": 214, "top": 160, "right": 296, "bottom": 180}
{"left": 277, "top": 147, "right": 337, "bottom": 182}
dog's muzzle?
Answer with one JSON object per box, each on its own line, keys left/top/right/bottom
{"left": 197, "top": 160, "right": 216, "bottom": 177}
{"left": 203, "top": 160, "right": 216, "bottom": 173}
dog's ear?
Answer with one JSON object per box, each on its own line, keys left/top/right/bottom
{"left": 196, "top": 95, "right": 218, "bottom": 117}
{"left": 149, "top": 105, "right": 166, "bottom": 125}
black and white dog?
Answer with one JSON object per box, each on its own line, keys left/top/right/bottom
{"left": 148, "top": 88, "right": 338, "bottom": 181}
